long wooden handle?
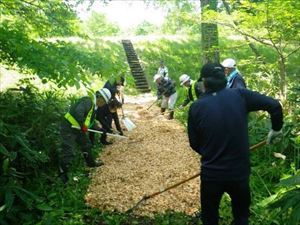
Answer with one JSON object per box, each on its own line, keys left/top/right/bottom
{"left": 146, "top": 173, "right": 200, "bottom": 199}
{"left": 146, "top": 140, "right": 266, "bottom": 199}
{"left": 250, "top": 140, "right": 266, "bottom": 151}
{"left": 147, "top": 99, "right": 158, "bottom": 110}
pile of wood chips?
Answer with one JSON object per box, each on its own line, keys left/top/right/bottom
{"left": 85, "top": 95, "right": 201, "bottom": 216}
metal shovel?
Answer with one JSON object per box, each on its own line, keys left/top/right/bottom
{"left": 121, "top": 107, "right": 136, "bottom": 131}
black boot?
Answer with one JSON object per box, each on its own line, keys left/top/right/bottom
{"left": 101, "top": 140, "right": 112, "bottom": 145}
{"left": 83, "top": 151, "right": 104, "bottom": 167}
{"left": 100, "top": 134, "right": 112, "bottom": 145}
{"left": 161, "top": 108, "right": 166, "bottom": 115}
{"left": 168, "top": 111, "right": 174, "bottom": 120}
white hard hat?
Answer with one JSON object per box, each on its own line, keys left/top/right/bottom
{"left": 97, "top": 88, "right": 111, "bottom": 103}
{"left": 153, "top": 74, "right": 162, "bottom": 82}
{"left": 179, "top": 74, "right": 190, "bottom": 86}
{"left": 221, "top": 58, "right": 236, "bottom": 68}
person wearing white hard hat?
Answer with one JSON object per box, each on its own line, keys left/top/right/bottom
{"left": 157, "top": 60, "right": 169, "bottom": 78}
{"left": 221, "top": 58, "right": 246, "bottom": 89}
{"left": 59, "top": 88, "right": 112, "bottom": 184}
{"left": 153, "top": 73, "right": 177, "bottom": 119}
{"left": 179, "top": 74, "right": 203, "bottom": 108}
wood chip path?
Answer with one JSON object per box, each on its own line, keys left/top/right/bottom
{"left": 85, "top": 93, "right": 200, "bottom": 216}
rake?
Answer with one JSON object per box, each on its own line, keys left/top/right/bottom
{"left": 126, "top": 140, "right": 267, "bottom": 213}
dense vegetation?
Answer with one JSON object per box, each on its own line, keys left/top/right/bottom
{"left": 0, "top": 0, "right": 299, "bottom": 224}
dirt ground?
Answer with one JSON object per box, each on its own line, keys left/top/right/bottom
{"left": 85, "top": 93, "right": 201, "bottom": 216}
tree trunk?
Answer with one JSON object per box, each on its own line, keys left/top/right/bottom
{"left": 201, "top": 0, "right": 219, "bottom": 64}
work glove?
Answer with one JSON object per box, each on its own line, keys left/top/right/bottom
{"left": 267, "top": 129, "right": 283, "bottom": 144}
{"left": 81, "top": 125, "right": 88, "bottom": 133}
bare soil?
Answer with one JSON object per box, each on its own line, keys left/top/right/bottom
{"left": 85, "top": 93, "right": 200, "bottom": 216}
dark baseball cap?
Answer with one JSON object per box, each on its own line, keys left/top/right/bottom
{"left": 200, "top": 63, "right": 225, "bottom": 80}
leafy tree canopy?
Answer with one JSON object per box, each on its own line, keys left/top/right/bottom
{"left": 0, "top": 0, "right": 80, "bottom": 37}
{"left": 134, "top": 20, "right": 158, "bottom": 36}
{"left": 85, "top": 11, "right": 120, "bottom": 37}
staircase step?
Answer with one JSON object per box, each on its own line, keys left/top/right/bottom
{"left": 122, "top": 39, "right": 150, "bottom": 92}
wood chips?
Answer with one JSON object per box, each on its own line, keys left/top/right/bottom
{"left": 85, "top": 94, "right": 201, "bottom": 216}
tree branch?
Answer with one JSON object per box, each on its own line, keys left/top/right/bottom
{"left": 221, "top": 0, "right": 265, "bottom": 62}
{"left": 285, "top": 45, "right": 300, "bottom": 59}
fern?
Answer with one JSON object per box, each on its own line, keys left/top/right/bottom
{"left": 267, "top": 173, "right": 300, "bottom": 225}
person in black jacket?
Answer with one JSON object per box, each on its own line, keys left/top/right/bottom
{"left": 89, "top": 98, "right": 123, "bottom": 145}
{"left": 188, "top": 63, "right": 283, "bottom": 225}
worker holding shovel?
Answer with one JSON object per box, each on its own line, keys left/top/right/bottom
{"left": 59, "top": 88, "right": 111, "bottom": 184}
{"left": 153, "top": 73, "right": 177, "bottom": 120}
{"left": 188, "top": 63, "right": 283, "bottom": 225}
{"left": 178, "top": 74, "right": 203, "bottom": 108}
{"left": 89, "top": 98, "right": 124, "bottom": 146}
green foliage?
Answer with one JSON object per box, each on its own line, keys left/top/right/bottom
{"left": 85, "top": 11, "right": 121, "bottom": 37}
{"left": 135, "top": 21, "right": 158, "bottom": 36}
{"left": 0, "top": 84, "right": 67, "bottom": 223}
{"left": 160, "top": 1, "right": 201, "bottom": 35}
{"left": 134, "top": 36, "right": 201, "bottom": 91}
{"left": 0, "top": 25, "right": 128, "bottom": 88}
{"left": 264, "top": 172, "right": 300, "bottom": 225}
{"left": 0, "top": 0, "right": 80, "bottom": 37}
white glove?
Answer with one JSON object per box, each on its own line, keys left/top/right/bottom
{"left": 267, "top": 129, "right": 282, "bottom": 144}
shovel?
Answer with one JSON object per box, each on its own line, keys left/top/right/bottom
{"left": 121, "top": 107, "right": 136, "bottom": 131}
{"left": 126, "top": 139, "right": 267, "bottom": 213}
{"left": 71, "top": 125, "right": 128, "bottom": 139}
{"left": 147, "top": 99, "right": 159, "bottom": 110}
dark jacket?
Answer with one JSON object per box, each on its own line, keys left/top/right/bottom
{"left": 157, "top": 77, "right": 176, "bottom": 98}
{"left": 227, "top": 70, "right": 246, "bottom": 89}
{"left": 188, "top": 88, "right": 283, "bottom": 181}
{"left": 95, "top": 104, "right": 122, "bottom": 133}
{"left": 103, "top": 80, "right": 117, "bottom": 98}
{"left": 65, "top": 96, "right": 95, "bottom": 128}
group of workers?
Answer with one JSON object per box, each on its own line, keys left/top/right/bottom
{"left": 59, "top": 58, "right": 283, "bottom": 225}
{"left": 154, "top": 59, "right": 283, "bottom": 225}
{"left": 153, "top": 58, "right": 246, "bottom": 120}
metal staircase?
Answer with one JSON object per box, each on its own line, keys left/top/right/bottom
{"left": 122, "top": 40, "right": 150, "bottom": 93}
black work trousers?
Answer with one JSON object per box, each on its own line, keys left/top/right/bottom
{"left": 60, "top": 119, "right": 95, "bottom": 171}
{"left": 201, "top": 178, "right": 250, "bottom": 225}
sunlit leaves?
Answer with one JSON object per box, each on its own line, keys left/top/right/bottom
{"left": 0, "top": 0, "right": 80, "bottom": 37}
{"left": 85, "top": 11, "right": 120, "bottom": 37}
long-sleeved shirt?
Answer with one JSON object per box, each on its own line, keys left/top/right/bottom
{"left": 157, "top": 77, "right": 176, "bottom": 98}
{"left": 188, "top": 88, "right": 283, "bottom": 181}
{"left": 95, "top": 104, "right": 122, "bottom": 133}
{"left": 68, "top": 96, "right": 95, "bottom": 128}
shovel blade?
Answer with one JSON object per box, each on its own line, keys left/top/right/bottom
{"left": 122, "top": 117, "right": 136, "bottom": 131}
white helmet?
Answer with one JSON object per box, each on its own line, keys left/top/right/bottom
{"left": 97, "top": 88, "right": 111, "bottom": 103}
{"left": 221, "top": 58, "right": 236, "bottom": 68}
{"left": 179, "top": 74, "right": 190, "bottom": 86}
{"left": 153, "top": 74, "right": 162, "bottom": 82}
